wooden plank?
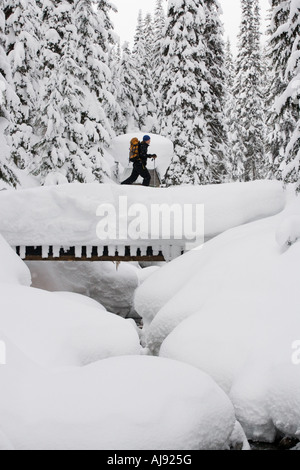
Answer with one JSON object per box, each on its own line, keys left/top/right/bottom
{"left": 22, "top": 255, "right": 165, "bottom": 262}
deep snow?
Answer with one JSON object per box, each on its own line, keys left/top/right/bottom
{"left": 135, "top": 189, "right": 300, "bottom": 443}
{"left": 0, "top": 178, "right": 299, "bottom": 448}
{"left": 0, "top": 180, "right": 285, "bottom": 248}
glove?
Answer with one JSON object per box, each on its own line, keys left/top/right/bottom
{"left": 152, "top": 155, "right": 157, "bottom": 159}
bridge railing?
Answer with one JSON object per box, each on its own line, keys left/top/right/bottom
{"left": 14, "top": 241, "right": 186, "bottom": 263}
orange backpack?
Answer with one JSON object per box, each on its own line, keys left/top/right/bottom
{"left": 129, "top": 138, "right": 140, "bottom": 163}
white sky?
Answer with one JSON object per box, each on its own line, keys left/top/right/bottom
{"left": 111, "top": 0, "right": 271, "bottom": 55}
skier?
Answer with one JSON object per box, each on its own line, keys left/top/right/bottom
{"left": 121, "top": 135, "right": 157, "bottom": 187}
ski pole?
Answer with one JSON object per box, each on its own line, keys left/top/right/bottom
{"left": 153, "top": 157, "right": 156, "bottom": 187}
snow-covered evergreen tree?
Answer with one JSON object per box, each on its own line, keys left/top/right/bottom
{"left": 203, "top": 0, "right": 228, "bottom": 182}
{"left": 153, "top": 0, "right": 165, "bottom": 77}
{"left": 33, "top": 0, "right": 114, "bottom": 183}
{"left": 132, "top": 10, "right": 157, "bottom": 132}
{"left": 94, "top": 0, "right": 119, "bottom": 138}
{"left": 3, "top": 0, "right": 40, "bottom": 170}
{"left": 142, "top": 12, "right": 158, "bottom": 132}
{"left": 144, "top": 12, "right": 155, "bottom": 62}
{"left": 277, "top": 0, "right": 300, "bottom": 191}
{"left": 108, "top": 42, "right": 127, "bottom": 135}
{"left": 32, "top": 1, "right": 88, "bottom": 182}
{"left": 0, "top": 5, "right": 18, "bottom": 187}
{"left": 267, "top": 0, "right": 300, "bottom": 191}
{"left": 266, "top": 0, "right": 291, "bottom": 177}
{"left": 161, "top": 0, "right": 216, "bottom": 185}
{"left": 233, "top": 0, "right": 266, "bottom": 181}
{"left": 120, "top": 41, "right": 141, "bottom": 131}
{"left": 152, "top": 0, "right": 166, "bottom": 131}
{"left": 224, "top": 38, "right": 242, "bottom": 181}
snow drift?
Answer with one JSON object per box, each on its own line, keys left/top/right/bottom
{"left": 27, "top": 260, "right": 140, "bottom": 317}
{"left": 0, "top": 180, "right": 285, "bottom": 248}
{"left": 0, "top": 282, "right": 141, "bottom": 367}
{"left": 0, "top": 234, "right": 31, "bottom": 286}
{"left": 136, "top": 190, "right": 300, "bottom": 442}
{"left": 0, "top": 335, "right": 241, "bottom": 450}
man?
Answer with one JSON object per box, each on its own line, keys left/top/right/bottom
{"left": 121, "top": 135, "right": 157, "bottom": 187}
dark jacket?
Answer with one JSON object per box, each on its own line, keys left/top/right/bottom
{"left": 138, "top": 141, "right": 156, "bottom": 167}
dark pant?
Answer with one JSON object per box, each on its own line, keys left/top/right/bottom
{"left": 121, "top": 162, "right": 151, "bottom": 187}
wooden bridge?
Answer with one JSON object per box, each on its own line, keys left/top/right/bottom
{"left": 14, "top": 242, "right": 185, "bottom": 263}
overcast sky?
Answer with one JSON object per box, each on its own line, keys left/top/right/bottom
{"left": 111, "top": 0, "right": 271, "bottom": 55}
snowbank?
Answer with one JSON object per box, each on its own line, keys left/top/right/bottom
{"left": 109, "top": 133, "right": 174, "bottom": 180}
{"left": 52, "top": 291, "right": 107, "bottom": 311}
{"left": 27, "top": 260, "right": 140, "bottom": 317}
{"left": 0, "top": 234, "right": 31, "bottom": 286}
{"left": 138, "top": 193, "right": 300, "bottom": 442}
{"left": 0, "top": 283, "right": 141, "bottom": 367}
{"left": 0, "top": 336, "right": 239, "bottom": 450}
{"left": 0, "top": 180, "right": 285, "bottom": 249}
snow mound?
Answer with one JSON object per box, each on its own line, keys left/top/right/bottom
{"left": 230, "top": 336, "right": 300, "bottom": 443}
{"left": 109, "top": 133, "right": 174, "bottom": 180}
{"left": 44, "top": 172, "right": 69, "bottom": 186}
{"left": 0, "top": 283, "right": 141, "bottom": 367}
{"left": 52, "top": 291, "right": 107, "bottom": 311}
{"left": 135, "top": 248, "right": 204, "bottom": 328}
{"left": 151, "top": 194, "right": 300, "bottom": 442}
{"left": 0, "top": 336, "right": 238, "bottom": 450}
{"left": 276, "top": 194, "right": 300, "bottom": 249}
{"left": 28, "top": 261, "right": 140, "bottom": 317}
{"left": 136, "top": 265, "right": 161, "bottom": 285}
{"left": 0, "top": 429, "right": 14, "bottom": 451}
{"left": 0, "top": 180, "right": 285, "bottom": 247}
{"left": 0, "top": 234, "right": 31, "bottom": 286}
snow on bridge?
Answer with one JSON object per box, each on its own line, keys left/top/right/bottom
{"left": 0, "top": 181, "right": 285, "bottom": 262}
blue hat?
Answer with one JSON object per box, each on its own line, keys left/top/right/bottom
{"left": 143, "top": 135, "right": 151, "bottom": 142}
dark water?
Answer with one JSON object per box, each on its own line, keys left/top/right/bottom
{"left": 250, "top": 438, "right": 299, "bottom": 451}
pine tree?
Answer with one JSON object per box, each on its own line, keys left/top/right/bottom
{"left": 152, "top": 0, "right": 166, "bottom": 132}
{"left": 95, "top": 0, "right": 119, "bottom": 139}
{"left": 203, "top": 0, "right": 228, "bottom": 182}
{"left": 224, "top": 38, "right": 242, "bottom": 181}
{"left": 73, "top": 0, "right": 114, "bottom": 162}
{"left": 3, "top": 0, "right": 41, "bottom": 170}
{"left": 0, "top": 5, "right": 18, "bottom": 186}
{"left": 32, "top": 0, "right": 89, "bottom": 183}
{"left": 108, "top": 42, "right": 127, "bottom": 135}
{"left": 266, "top": 0, "right": 292, "bottom": 178}
{"left": 34, "top": 0, "right": 114, "bottom": 183}
{"left": 233, "top": 0, "right": 266, "bottom": 181}
{"left": 153, "top": 0, "right": 165, "bottom": 79}
{"left": 142, "top": 12, "right": 158, "bottom": 132}
{"left": 278, "top": 0, "right": 300, "bottom": 191}
{"left": 132, "top": 10, "right": 149, "bottom": 131}
{"left": 161, "top": 0, "right": 213, "bottom": 185}
{"left": 120, "top": 41, "right": 141, "bottom": 131}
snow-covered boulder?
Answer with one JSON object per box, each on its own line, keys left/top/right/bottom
{"left": 135, "top": 248, "right": 204, "bottom": 328}
{"left": 0, "top": 334, "right": 239, "bottom": 450}
{"left": 28, "top": 261, "right": 140, "bottom": 317}
{"left": 149, "top": 194, "right": 300, "bottom": 442}
{"left": 0, "top": 283, "right": 141, "bottom": 367}
{"left": 276, "top": 195, "right": 300, "bottom": 249}
{"left": 0, "top": 234, "right": 31, "bottom": 286}
{"left": 135, "top": 265, "right": 161, "bottom": 285}
{"left": 0, "top": 429, "right": 14, "bottom": 451}
{"left": 53, "top": 291, "right": 107, "bottom": 311}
